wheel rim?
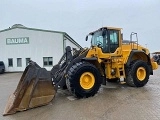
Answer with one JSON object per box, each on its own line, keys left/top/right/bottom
{"left": 136, "top": 67, "right": 146, "bottom": 81}
{"left": 80, "top": 72, "right": 95, "bottom": 90}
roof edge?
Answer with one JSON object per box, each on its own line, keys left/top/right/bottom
{"left": 0, "top": 26, "right": 65, "bottom": 34}
{"left": 0, "top": 25, "right": 82, "bottom": 49}
{"left": 64, "top": 33, "right": 82, "bottom": 48}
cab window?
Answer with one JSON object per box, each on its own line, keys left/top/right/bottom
{"left": 109, "top": 30, "right": 119, "bottom": 53}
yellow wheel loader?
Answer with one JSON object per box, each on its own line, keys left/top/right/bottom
{"left": 3, "top": 27, "right": 158, "bottom": 116}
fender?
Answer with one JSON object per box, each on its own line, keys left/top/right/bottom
{"left": 125, "top": 50, "right": 153, "bottom": 75}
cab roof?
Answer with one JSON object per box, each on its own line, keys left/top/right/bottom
{"left": 89, "top": 27, "right": 122, "bottom": 35}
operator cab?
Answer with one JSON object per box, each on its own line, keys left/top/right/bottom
{"left": 86, "top": 27, "right": 121, "bottom": 53}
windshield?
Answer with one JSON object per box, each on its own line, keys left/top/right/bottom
{"left": 91, "top": 31, "right": 106, "bottom": 47}
{"left": 91, "top": 30, "right": 119, "bottom": 53}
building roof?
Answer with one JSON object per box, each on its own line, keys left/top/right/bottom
{"left": 0, "top": 24, "right": 82, "bottom": 48}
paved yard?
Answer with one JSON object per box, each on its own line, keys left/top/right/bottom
{"left": 0, "top": 67, "right": 160, "bottom": 120}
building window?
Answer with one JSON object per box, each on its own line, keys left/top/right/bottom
{"left": 43, "top": 57, "right": 53, "bottom": 66}
{"left": 26, "top": 58, "right": 31, "bottom": 66}
{"left": 8, "top": 58, "right": 13, "bottom": 67}
{"left": 17, "top": 58, "right": 22, "bottom": 67}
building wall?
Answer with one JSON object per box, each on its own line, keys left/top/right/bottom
{"left": 65, "top": 39, "right": 80, "bottom": 50}
{"left": 0, "top": 28, "right": 64, "bottom": 72}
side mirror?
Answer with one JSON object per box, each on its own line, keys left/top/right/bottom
{"left": 85, "top": 36, "right": 88, "bottom": 41}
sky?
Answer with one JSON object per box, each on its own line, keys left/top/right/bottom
{"left": 0, "top": 0, "right": 160, "bottom": 53}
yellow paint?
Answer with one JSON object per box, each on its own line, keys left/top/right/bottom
{"left": 151, "top": 61, "right": 158, "bottom": 70}
{"left": 85, "top": 27, "right": 158, "bottom": 80}
{"left": 80, "top": 72, "right": 95, "bottom": 90}
{"left": 136, "top": 67, "right": 146, "bottom": 81}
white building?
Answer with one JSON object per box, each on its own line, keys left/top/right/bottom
{"left": 0, "top": 24, "right": 82, "bottom": 72}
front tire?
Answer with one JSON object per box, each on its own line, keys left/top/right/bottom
{"left": 125, "top": 60, "right": 149, "bottom": 87}
{"left": 66, "top": 62, "right": 102, "bottom": 98}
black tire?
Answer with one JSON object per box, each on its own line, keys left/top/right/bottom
{"left": 125, "top": 60, "right": 149, "bottom": 87}
{"left": 66, "top": 62, "right": 102, "bottom": 98}
{"left": 0, "top": 69, "right": 4, "bottom": 74}
{"left": 107, "top": 78, "right": 120, "bottom": 83}
{"left": 2, "top": 69, "right": 4, "bottom": 73}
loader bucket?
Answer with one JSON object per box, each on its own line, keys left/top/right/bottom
{"left": 3, "top": 61, "right": 56, "bottom": 116}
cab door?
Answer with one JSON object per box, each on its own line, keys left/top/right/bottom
{"left": 109, "top": 30, "right": 119, "bottom": 53}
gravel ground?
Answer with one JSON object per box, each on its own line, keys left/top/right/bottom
{"left": 0, "top": 67, "right": 160, "bottom": 120}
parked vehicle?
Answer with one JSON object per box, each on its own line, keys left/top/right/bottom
{"left": 152, "top": 52, "right": 160, "bottom": 65}
{"left": 0, "top": 61, "right": 5, "bottom": 74}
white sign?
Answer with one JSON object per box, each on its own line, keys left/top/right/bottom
{"left": 6, "top": 37, "right": 29, "bottom": 45}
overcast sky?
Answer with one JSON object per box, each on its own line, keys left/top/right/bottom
{"left": 0, "top": 0, "right": 160, "bottom": 52}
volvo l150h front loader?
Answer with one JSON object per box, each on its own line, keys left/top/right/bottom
{"left": 3, "top": 27, "right": 158, "bottom": 116}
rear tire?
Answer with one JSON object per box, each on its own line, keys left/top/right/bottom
{"left": 125, "top": 60, "right": 149, "bottom": 87}
{"left": 66, "top": 62, "right": 102, "bottom": 98}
